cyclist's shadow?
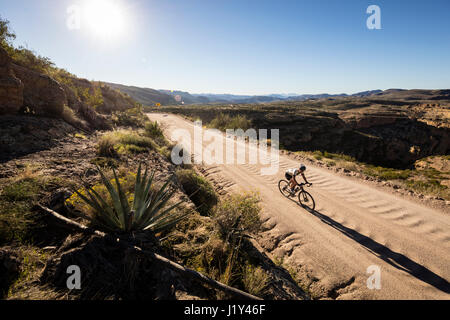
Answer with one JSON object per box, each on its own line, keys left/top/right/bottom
{"left": 287, "top": 197, "right": 450, "bottom": 294}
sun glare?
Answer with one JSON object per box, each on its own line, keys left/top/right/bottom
{"left": 84, "top": 0, "right": 126, "bottom": 40}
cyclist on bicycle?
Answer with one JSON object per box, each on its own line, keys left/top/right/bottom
{"left": 285, "top": 164, "right": 311, "bottom": 196}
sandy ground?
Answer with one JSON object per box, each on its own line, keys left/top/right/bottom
{"left": 148, "top": 113, "right": 450, "bottom": 300}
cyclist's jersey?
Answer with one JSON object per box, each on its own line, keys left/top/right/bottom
{"left": 286, "top": 168, "right": 300, "bottom": 176}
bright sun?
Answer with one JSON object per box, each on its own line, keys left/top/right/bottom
{"left": 84, "top": 0, "right": 126, "bottom": 40}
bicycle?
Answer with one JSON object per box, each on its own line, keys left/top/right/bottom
{"left": 278, "top": 180, "right": 316, "bottom": 211}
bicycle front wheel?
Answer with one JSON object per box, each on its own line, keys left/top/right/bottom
{"left": 278, "top": 180, "right": 291, "bottom": 198}
{"left": 298, "top": 191, "right": 315, "bottom": 211}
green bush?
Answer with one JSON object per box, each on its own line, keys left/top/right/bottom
{"left": 11, "top": 46, "right": 54, "bottom": 74}
{"left": 118, "top": 133, "right": 156, "bottom": 149}
{"left": 97, "top": 131, "right": 157, "bottom": 157}
{"left": 2, "top": 178, "right": 41, "bottom": 202}
{"left": 363, "top": 166, "right": 411, "bottom": 180}
{"left": 242, "top": 264, "right": 269, "bottom": 297}
{"left": 81, "top": 87, "right": 104, "bottom": 110}
{"left": 209, "top": 113, "right": 252, "bottom": 132}
{"left": 212, "top": 192, "right": 261, "bottom": 240}
{"left": 405, "top": 180, "right": 448, "bottom": 198}
{"left": 112, "top": 106, "right": 147, "bottom": 128}
{"left": 0, "top": 172, "right": 62, "bottom": 245}
{"left": 175, "top": 169, "right": 218, "bottom": 216}
{"left": 0, "top": 16, "right": 15, "bottom": 52}
{"left": 98, "top": 134, "right": 119, "bottom": 158}
{"left": 144, "top": 121, "right": 169, "bottom": 147}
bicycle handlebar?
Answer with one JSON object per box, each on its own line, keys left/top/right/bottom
{"left": 299, "top": 182, "right": 313, "bottom": 187}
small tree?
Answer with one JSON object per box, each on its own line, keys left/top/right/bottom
{"left": 0, "top": 16, "right": 16, "bottom": 54}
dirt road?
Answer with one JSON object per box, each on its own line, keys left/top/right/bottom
{"left": 148, "top": 113, "right": 450, "bottom": 300}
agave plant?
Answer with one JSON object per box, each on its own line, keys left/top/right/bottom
{"left": 73, "top": 164, "right": 188, "bottom": 233}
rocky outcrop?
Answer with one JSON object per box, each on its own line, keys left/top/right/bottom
{"left": 0, "top": 47, "right": 23, "bottom": 115}
{"left": 0, "top": 47, "right": 135, "bottom": 130}
{"left": 12, "top": 64, "right": 66, "bottom": 117}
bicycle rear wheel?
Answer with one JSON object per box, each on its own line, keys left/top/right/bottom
{"left": 298, "top": 191, "right": 315, "bottom": 211}
{"left": 278, "top": 180, "right": 291, "bottom": 198}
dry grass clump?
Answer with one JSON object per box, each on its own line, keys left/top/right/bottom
{"left": 208, "top": 113, "right": 252, "bottom": 132}
{"left": 97, "top": 130, "right": 158, "bottom": 158}
{"left": 61, "top": 105, "right": 89, "bottom": 131}
{"left": 242, "top": 264, "right": 269, "bottom": 297}
{"left": 212, "top": 192, "right": 261, "bottom": 240}
{"left": 175, "top": 169, "right": 218, "bottom": 216}
{"left": 0, "top": 166, "right": 64, "bottom": 245}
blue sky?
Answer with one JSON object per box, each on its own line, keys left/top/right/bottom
{"left": 1, "top": 0, "right": 449, "bottom": 95}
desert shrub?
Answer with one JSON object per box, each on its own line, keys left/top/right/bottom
{"left": 61, "top": 105, "right": 87, "bottom": 130}
{"left": 0, "top": 169, "right": 64, "bottom": 245}
{"left": 242, "top": 264, "right": 269, "bottom": 297}
{"left": 2, "top": 178, "right": 41, "bottom": 202}
{"left": 326, "top": 160, "right": 336, "bottom": 167}
{"left": 112, "top": 106, "right": 147, "bottom": 128}
{"left": 209, "top": 113, "right": 252, "bottom": 132}
{"left": 144, "top": 121, "right": 169, "bottom": 147}
{"left": 313, "top": 151, "right": 323, "bottom": 160}
{"left": 144, "top": 121, "right": 171, "bottom": 150}
{"left": 363, "top": 166, "right": 411, "bottom": 180}
{"left": 5, "top": 247, "right": 49, "bottom": 299}
{"left": 97, "top": 131, "right": 157, "bottom": 157}
{"left": 158, "top": 146, "right": 172, "bottom": 160}
{"left": 212, "top": 192, "right": 261, "bottom": 288}
{"left": 118, "top": 133, "right": 156, "bottom": 149}
{"left": 0, "top": 201, "right": 35, "bottom": 245}
{"left": 405, "top": 180, "right": 448, "bottom": 199}
{"left": 98, "top": 134, "right": 119, "bottom": 158}
{"left": 81, "top": 87, "right": 104, "bottom": 110}
{"left": 212, "top": 192, "right": 261, "bottom": 240}
{"left": 10, "top": 46, "right": 54, "bottom": 74}
{"left": 175, "top": 169, "right": 218, "bottom": 216}
{"left": 313, "top": 151, "right": 356, "bottom": 163}
{"left": 322, "top": 151, "right": 332, "bottom": 159}
{"left": 188, "top": 237, "right": 230, "bottom": 279}
{"left": 0, "top": 16, "right": 15, "bottom": 52}
{"left": 341, "top": 162, "right": 359, "bottom": 172}
{"left": 145, "top": 121, "right": 163, "bottom": 138}
{"left": 90, "top": 157, "right": 118, "bottom": 169}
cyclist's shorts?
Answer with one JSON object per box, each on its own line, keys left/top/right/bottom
{"left": 285, "top": 173, "right": 293, "bottom": 180}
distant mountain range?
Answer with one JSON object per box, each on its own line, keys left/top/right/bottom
{"left": 159, "top": 90, "right": 386, "bottom": 104}
{"left": 105, "top": 83, "right": 178, "bottom": 106}
{"left": 105, "top": 82, "right": 449, "bottom": 106}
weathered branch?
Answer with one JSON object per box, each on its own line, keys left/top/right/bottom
{"left": 37, "top": 204, "right": 262, "bottom": 301}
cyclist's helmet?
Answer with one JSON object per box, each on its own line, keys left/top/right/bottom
{"left": 299, "top": 164, "right": 306, "bottom": 171}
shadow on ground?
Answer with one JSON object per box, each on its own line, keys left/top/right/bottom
{"left": 285, "top": 195, "right": 450, "bottom": 294}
